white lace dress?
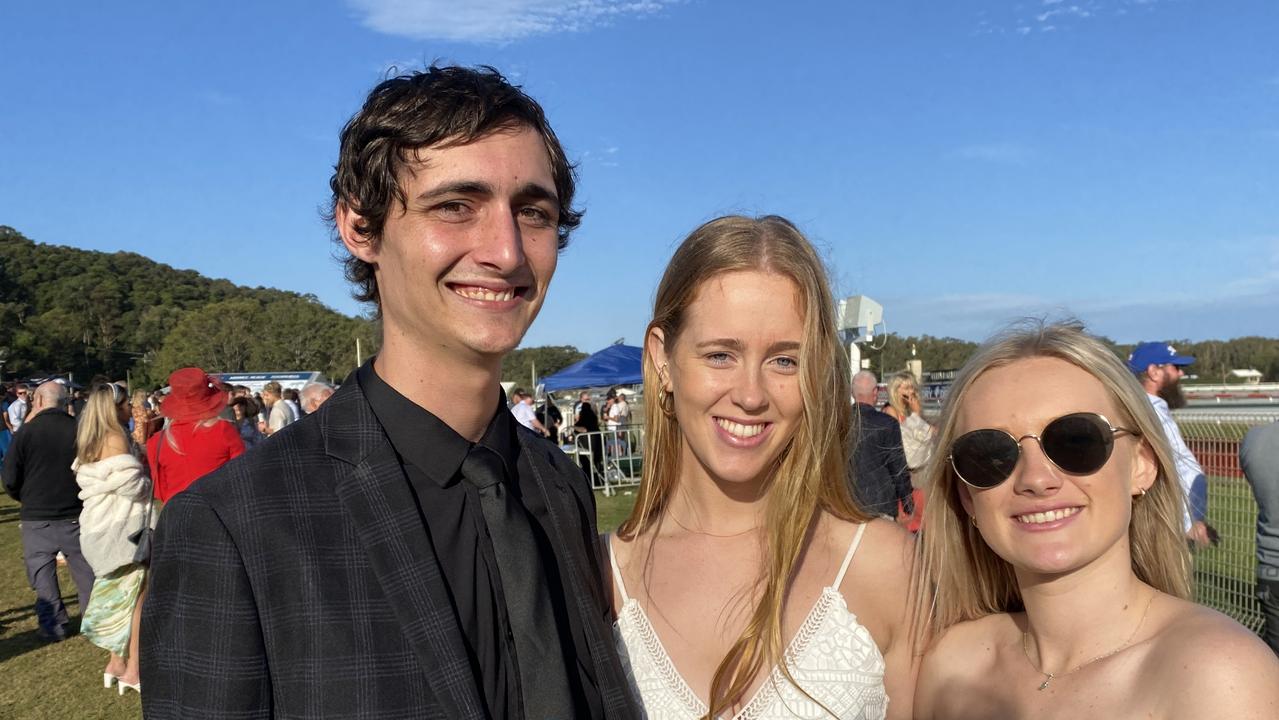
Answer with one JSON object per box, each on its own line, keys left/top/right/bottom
{"left": 610, "top": 523, "right": 889, "bottom": 720}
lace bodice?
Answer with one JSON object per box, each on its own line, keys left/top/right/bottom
{"left": 610, "top": 524, "right": 889, "bottom": 720}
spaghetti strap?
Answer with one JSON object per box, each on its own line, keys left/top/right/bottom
{"left": 833, "top": 523, "right": 868, "bottom": 588}
{"left": 607, "top": 534, "right": 631, "bottom": 603}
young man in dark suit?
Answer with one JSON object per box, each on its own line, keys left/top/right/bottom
{"left": 142, "top": 66, "right": 639, "bottom": 720}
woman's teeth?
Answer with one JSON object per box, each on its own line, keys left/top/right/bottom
{"left": 456, "top": 286, "right": 515, "bottom": 302}
{"left": 1015, "top": 507, "right": 1081, "bottom": 524}
{"left": 716, "top": 418, "right": 765, "bottom": 438}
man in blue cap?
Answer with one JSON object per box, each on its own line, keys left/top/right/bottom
{"left": 1128, "top": 342, "right": 1212, "bottom": 546}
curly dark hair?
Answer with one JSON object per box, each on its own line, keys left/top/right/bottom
{"left": 328, "top": 65, "right": 582, "bottom": 313}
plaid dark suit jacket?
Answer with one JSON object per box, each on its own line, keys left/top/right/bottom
{"left": 140, "top": 379, "right": 639, "bottom": 719}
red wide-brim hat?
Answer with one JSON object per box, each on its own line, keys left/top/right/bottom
{"left": 160, "top": 367, "right": 226, "bottom": 423}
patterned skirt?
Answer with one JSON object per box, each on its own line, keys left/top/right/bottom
{"left": 81, "top": 564, "right": 146, "bottom": 656}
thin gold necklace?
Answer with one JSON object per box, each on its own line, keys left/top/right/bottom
{"left": 667, "top": 511, "right": 759, "bottom": 538}
{"left": 1022, "top": 590, "right": 1156, "bottom": 691}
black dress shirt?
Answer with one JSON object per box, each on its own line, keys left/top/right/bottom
{"left": 358, "top": 364, "right": 595, "bottom": 719}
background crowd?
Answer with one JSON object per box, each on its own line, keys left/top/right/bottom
{"left": 0, "top": 370, "right": 335, "bottom": 697}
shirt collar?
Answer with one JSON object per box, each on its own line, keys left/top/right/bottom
{"left": 357, "top": 362, "right": 518, "bottom": 487}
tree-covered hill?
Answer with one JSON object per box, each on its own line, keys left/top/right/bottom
{"left": 0, "top": 226, "right": 378, "bottom": 386}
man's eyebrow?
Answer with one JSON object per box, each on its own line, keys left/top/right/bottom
{"left": 514, "top": 181, "right": 559, "bottom": 205}
{"left": 413, "top": 180, "right": 493, "bottom": 203}
{"left": 412, "top": 180, "right": 559, "bottom": 206}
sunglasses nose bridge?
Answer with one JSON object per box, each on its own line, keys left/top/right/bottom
{"left": 1008, "top": 433, "right": 1067, "bottom": 492}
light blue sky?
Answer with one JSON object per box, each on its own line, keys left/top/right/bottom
{"left": 2, "top": 1, "right": 1275, "bottom": 354}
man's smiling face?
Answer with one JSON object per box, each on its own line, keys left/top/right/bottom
{"left": 345, "top": 126, "right": 561, "bottom": 365}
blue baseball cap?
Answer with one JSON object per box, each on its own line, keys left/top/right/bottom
{"left": 1127, "top": 342, "right": 1195, "bottom": 373}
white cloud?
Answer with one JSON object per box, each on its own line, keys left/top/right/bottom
{"left": 1037, "top": 5, "right": 1092, "bottom": 22}
{"left": 347, "top": 0, "right": 680, "bottom": 43}
{"left": 988, "top": 0, "right": 1168, "bottom": 37}
{"left": 886, "top": 235, "right": 1279, "bottom": 341}
{"left": 580, "top": 144, "right": 622, "bottom": 168}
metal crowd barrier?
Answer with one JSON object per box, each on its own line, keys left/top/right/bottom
{"left": 1175, "top": 410, "right": 1279, "bottom": 633}
{"left": 562, "top": 425, "right": 643, "bottom": 495}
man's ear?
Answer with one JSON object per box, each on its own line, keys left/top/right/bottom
{"left": 336, "top": 203, "right": 379, "bottom": 264}
{"left": 646, "top": 327, "right": 671, "bottom": 393}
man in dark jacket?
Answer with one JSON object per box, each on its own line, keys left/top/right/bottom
{"left": 142, "top": 66, "right": 638, "bottom": 720}
{"left": 849, "top": 371, "right": 914, "bottom": 519}
{"left": 2, "top": 381, "right": 95, "bottom": 641}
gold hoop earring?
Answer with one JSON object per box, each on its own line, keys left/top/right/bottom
{"left": 969, "top": 515, "right": 978, "bottom": 528}
{"left": 658, "top": 386, "right": 675, "bottom": 418}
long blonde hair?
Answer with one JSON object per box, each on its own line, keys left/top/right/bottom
{"left": 617, "top": 215, "right": 870, "bottom": 718}
{"left": 75, "top": 384, "right": 129, "bottom": 464}
{"left": 886, "top": 371, "right": 920, "bottom": 418}
{"left": 915, "top": 320, "right": 1192, "bottom": 639}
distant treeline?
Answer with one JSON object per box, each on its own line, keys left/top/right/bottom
{"left": 3, "top": 226, "right": 1274, "bottom": 389}
{"left": 0, "top": 226, "right": 379, "bottom": 387}
{"left": 866, "top": 332, "right": 1279, "bottom": 383}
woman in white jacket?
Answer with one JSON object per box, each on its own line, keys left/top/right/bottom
{"left": 74, "top": 383, "right": 155, "bottom": 695}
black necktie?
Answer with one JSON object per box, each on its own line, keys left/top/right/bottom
{"left": 460, "top": 445, "right": 573, "bottom": 719}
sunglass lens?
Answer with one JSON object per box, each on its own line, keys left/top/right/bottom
{"left": 1041, "top": 413, "right": 1113, "bottom": 474}
{"left": 951, "top": 429, "right": 1020, "bottom": 488}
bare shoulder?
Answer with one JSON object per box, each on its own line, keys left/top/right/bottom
{"left": 824, "top": 516, "right": 915, "bottom": 641}
{"left": 923, "top": 612, "right": 1014, "bottom": 665}
{"left": 102, "top": 431, "right": 130, "bottom": 457}
{"left": 915, "top": 613, "right": 1013, "bottom": 718}
{"left": 597, "top": 530, "right": 634, "bottom": 616}
{"left": 1146, "top": 599, "right": 1279, "bottom": 718}
{"left": 834, "top": 516, "right": 915, "bottom": 591}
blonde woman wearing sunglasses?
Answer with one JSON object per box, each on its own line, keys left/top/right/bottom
{"left": 913, "top": 321, "right": 1278, "bottom": 719}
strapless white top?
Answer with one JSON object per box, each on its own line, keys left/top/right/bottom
{"left": 609, "top": 523, "right": 888, "bottom": 720}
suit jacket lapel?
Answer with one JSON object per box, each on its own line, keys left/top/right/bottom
{"left": 322, "top": 383, "right": 487, "bottom": 720}
{"left": 519, "top": 432, "right": 639, "bottom": 720}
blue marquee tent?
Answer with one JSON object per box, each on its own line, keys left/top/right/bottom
{"left": 541, "top": 344, "right": 643, "bottom": 392}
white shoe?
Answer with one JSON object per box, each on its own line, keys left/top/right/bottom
{"left": 118, "top": 679, "right": 141, "bottom": 696}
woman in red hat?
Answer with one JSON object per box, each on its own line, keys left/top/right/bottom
{"left": 146, "top": 368, "right": 245, "bottom": 503}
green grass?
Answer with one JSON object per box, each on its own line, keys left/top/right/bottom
{"left": 595, "top": 488, "right": 639, "bottom": 533}
{"left": 0, "top": 493, "right": 141, "bottom": 719}
{"left": 0, "top": 489, "right": 639, "bottom": 718}
{"left": 1193, "top": 476, "right": 1264, "bottom": 632}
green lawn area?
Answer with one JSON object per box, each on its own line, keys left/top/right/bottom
{"left": 0, "top": 489, "right": 638, "bottom": 719}
{"left": 0, "top": 493, "right": 142, "bottom": 719}
{"left": 595, "top": 487, "right": 639, "bottom": 533}
{"left": 1193, "top": 476, "right": 1264, "bottom": 632}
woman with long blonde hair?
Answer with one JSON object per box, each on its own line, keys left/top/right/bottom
{"left": 913, "top": 321, "right": 1278, "bottom": 718}
{"left": 75, "top": 382, "right": 155, "bottom": 695}
{"left": 607, "top": 215, "right": 917, "bottom": 719}
{"left": 882, "top": 371, "right": 935, "bottom": 531}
